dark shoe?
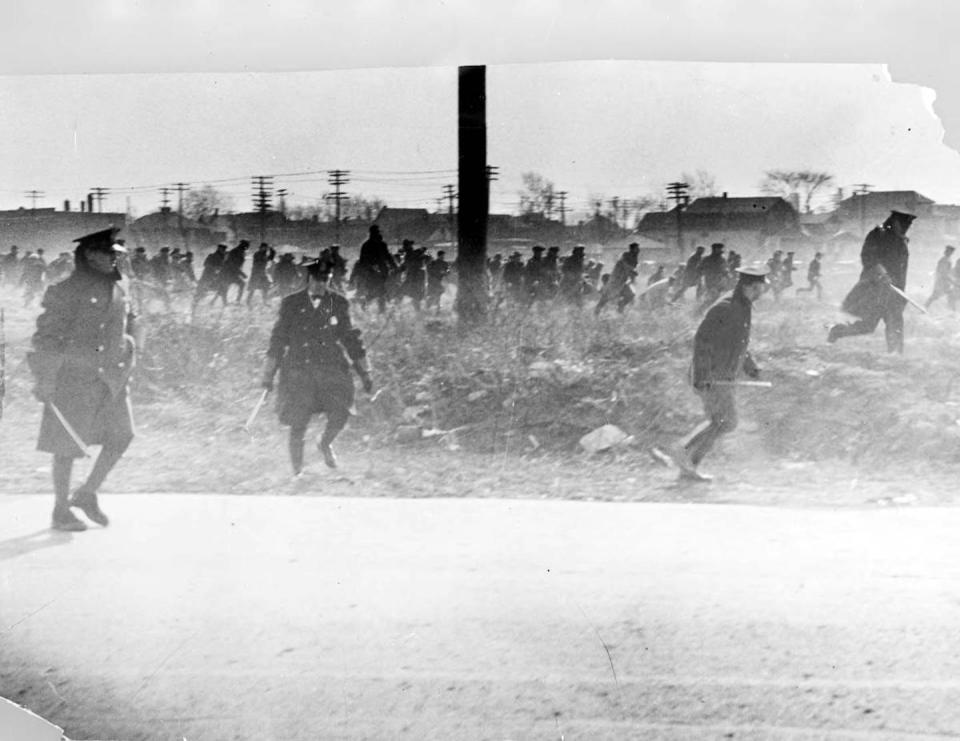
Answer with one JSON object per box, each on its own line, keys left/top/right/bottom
{"left": 317, "top": 442, "right": 338, "bottom": 469}
{"left": 679, "top": 468, "right": 713, "bottom": 483}
{"left": 52, "top": 506, "right": 87, "bottom": 532}
{"left": 69, "top": 489, "right": 110, "bottom": 527}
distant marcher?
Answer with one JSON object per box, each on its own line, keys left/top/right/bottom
{"left": 426, "top": 250, "right": 450, "bottom": 312}
{"left": 697, "top": 243, "right": 729, "bottom": 310}
{"left": 28, "top": 228, "right": 137, "bottom": 531}
{"left": 217, "top": 240, "right": 249, "bottom": 304}
{"left": 501, "top": 252, "right": 526, "bottom": 304}
{"left": 327, "top": 245, "right": 348, "bottom": 293}
{"left": 828, "top": 210, "right": 915, "bottom": 353}
{"left": 672, "top": 245, "right": 704, "bottom": 302}
{"left": 400, "top": 240, "right": 429, "bottom": 312}
{"left": 652, "top": 267, "right": 768, "bottom": 481}
{"left": 261, "top": 259, "right": 372, "bottom": 475}
{"left": 247, "top": 242, "right": 276, "bottom": 307}
{"left": 559, "top": 245, "right": 587, "bottom": 307}
{"left": 594, "top": 242, "right": 640, "bottom": 314}
{"left": 925, "top": 245, "right": 955, "bottom": 311}
{"left": 350, "top": 225, "right": 396, "bottom": 313}
{"left": 796, "top": 251, "right": 824, "bottom": 300}
{"left": 273, "top": 253, "right": 302, "bottom": 297}
{"left": 194, "top": 244, "right": 228, "bottom": 307}
{"left": 20, "top": 248, "right": 47, "bottom": 308}
{"left": 2, "top": 245, "right": 21, "bottom": 286}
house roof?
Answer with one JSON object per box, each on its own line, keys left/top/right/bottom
{"left": 836, "top": 190, "right": 935, "bottom": 209}
{"left": 683, "top": 196, "right": 793, "bottom": 215}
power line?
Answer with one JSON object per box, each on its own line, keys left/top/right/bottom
{"left": 24, "top": 189, "right": 44, "bottom": 209}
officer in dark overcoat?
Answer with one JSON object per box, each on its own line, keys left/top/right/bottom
{"left": 828, "top": 210, "right": 915, "bottom": 353}
{"left": 653, "top": 267, "right": 767, "bottom": 481}
{"left": 28, "top": 228, "right": 137, "bottom": 531}
{"left": 261, "top": 259, "right": 373, "bottom": 475}
{"left": 351, "top": 225, "right": 396, "bottom": 313}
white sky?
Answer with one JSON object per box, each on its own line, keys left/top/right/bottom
{"left": 0, "top": 5, "right": 958, "bottom": 221}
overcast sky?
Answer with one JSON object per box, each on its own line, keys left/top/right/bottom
{"left": 0, "top": 2, "right": 957, "bottom": 221}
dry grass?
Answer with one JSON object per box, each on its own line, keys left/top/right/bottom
{"left": 4, "top": 285, "right": 960, "bottom": 504}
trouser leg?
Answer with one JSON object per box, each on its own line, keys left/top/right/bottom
{"left": 319, "top": 408, "right": 350, "bottom": 448}
{"left": 53, "top": 455, "right": 74, "bottom": 507}
{"left": 684, "top": 386, "right": 738, "bottom": 466}
{"left": 79, "top": 439, "right": 131, "bottom": 494}
{"left": 884, "top": 309, "right": 904, "bottom": 354}
{"left": 288, "top": 423, "right": 307, "bottom": 474}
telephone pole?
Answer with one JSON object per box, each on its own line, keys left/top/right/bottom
{"left": 666, "top": 182, "right": 690, "bottom": 256}
{"left": 252, "top": 176, "right": 274, "bottom": 244}
{"left": 159, "top": 187, "right": 172, "bottom": 211}
{"left": 326, "top": 170, "right": 350, "bottom": 245}
{"left": 557, "top": 191, "right": 568, "bottom": 226}
{"left": 24, "top": 190, "right": 44, "bottom": 210}
{"left": 443, "top": 184, "right": 457, "bottom": 243}
{"left": 276, "top": 188, "right": 288, "bottom": 217}
{"left": 456, "top": 65, "right": 488, "bottom": 324}
{"left": 90, "top": 187, "right": 110, "bottom": 213}
{"left": 173, "top": 182, "right": 189, "bottom": 249}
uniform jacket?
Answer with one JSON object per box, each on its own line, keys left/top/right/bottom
{"left": 31, "top": 266, "right": 136, "bottom": 398}
{"left": 266, "top": 288, "right": 367, "bottom": 425}
{"left": 841, "top": 225, "right": 909, "bottom": 318}
{"left": 691, "top": 287, "right": 757, "bottom": 388}
{"left": 267, "top": 289, "right": 365, "bottom": 373}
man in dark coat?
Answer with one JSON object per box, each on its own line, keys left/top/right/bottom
{"left": 246, "top": 242, "right": 276, "bottom": 307}
{"left": 697, "top": 243, "right": 729, "bottom": 310}
{"left": 261, "top": 259, "right": 373, "bottom": 475}
{"left": 828, "top": 210, "right": 915, "bottom": 353}
{"left": 351, "top": 225, "right": 396, "bottom": 313}
{"left": 594, "top": 243, "right": 639, "bottom": 315}
{"left": 426, "top": 250, "right": 450, "bottom": 312}
{"left": 672, "top": 245, "right": 704, "bottom": 302}
{"left": 653, "top": 267, "right": 767, "bottom": 481}
{"left": 925, "top": 244, "right": 955, "bottom": 311}
{"left": 29, "top": 228, "right": 137, "bottom": 531}
{"left": 797, "top": 251, "right": 824, "bottom": 300}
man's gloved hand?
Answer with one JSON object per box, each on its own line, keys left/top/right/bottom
{"left": 745, "top": 366, "right": 761, "bottom": 380}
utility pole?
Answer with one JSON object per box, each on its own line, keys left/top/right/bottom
{"left": 608, "top": 197, "right": 620, "bottom": 227}
{"left": 24, "top": 190, "right": 44, "bottom": 209}
{"left": 666, "top": 182, "right": 690, "bottom": 257}
{"left": 443, "top": 184, "right": 457, "bottom": 243}
{"left": 276, "top": 188, "right": 288, "bottom": 217}
{"left": 326, "top": 170, "right": 350, "bottom": 246}
{"left": 159, "top": 187, "right": 171, "bottom": 211}
{"left": 90, "top": 187, "right": 110, "bottom": 213}
{"left": 174, "top": 182, "right": 189, "bottom": 249}
{"left": 557, "top": 191, "right": 568, "bottom": 226}
{"left": 852, "top": 183, "right": 873, "bottom": 237}
{"left": 456, "top": 65, "right": 488, "bottom": 324}
{"left": 252, "top": 175, "right": 274, "bottom": 244}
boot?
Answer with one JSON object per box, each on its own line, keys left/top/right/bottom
{"left": 52, "top": 504, "right": 87, "bottom": 532}
{"left": 69, "top": 488, "right": 110, "bottom": 527}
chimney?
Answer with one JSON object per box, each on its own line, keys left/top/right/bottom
{"left": 80, "top": 201, "right": 85, "bottom": 213}
{"left": 63, "top": 199, "right": 70, "bottom": 212}
{"left": 722, "top": 192, "right": 728, "bottom": 199}
{"left": 87, "top": 193, "right": 94, "bottom": 213}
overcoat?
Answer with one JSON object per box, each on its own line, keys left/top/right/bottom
{"left": 690, "top": 288, "right": 757, "bottom": 388}
{"left": 266, "top": 289, "right": 366, "bottom": 427}
{"left": 30, "top": 263, "right": 136, "bottom": 456}
{"left": 841, "top": 225, "right": 908, "bottom": 319}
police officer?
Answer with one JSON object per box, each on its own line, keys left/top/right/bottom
{"left": 653, "top": 267, "right": 767, "bottom": 481}
{"left": 29, "top": 228, "right": 138, "bottom": 531}
{"left": 828, "top": 210, "right": 915, "bottom": 353}
{"left": 260, "top": 259, "right": 373, "bottom": 475}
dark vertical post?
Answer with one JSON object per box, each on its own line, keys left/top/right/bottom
{"left": 456, "top": 65, "right": 488, "bottom": 325}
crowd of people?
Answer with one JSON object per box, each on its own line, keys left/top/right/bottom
{"left": 10, "top": 208, "right": 943, "bottom": 529}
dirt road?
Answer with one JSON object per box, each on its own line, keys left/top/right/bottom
{"left": 4, "top": 493, "right": 960, "bottom": 740}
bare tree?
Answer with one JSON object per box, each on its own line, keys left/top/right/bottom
{"left": 760, "top": 169, "right": 835, "bottom": 213}
{"left": 518, "top": 171, "right": 556, "bottom": 215}
{"left": 680, "top": 170, "right": 719, "bottom": 198}
{"left": 183, "top": 185, "right": 235, "bottom": 220}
